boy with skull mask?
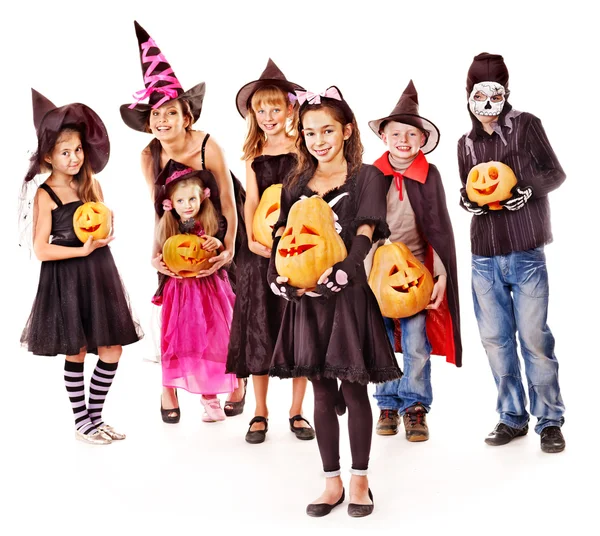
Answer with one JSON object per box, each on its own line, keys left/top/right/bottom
{"left": 458, "top": 52, "right": 566, "bottom": 453}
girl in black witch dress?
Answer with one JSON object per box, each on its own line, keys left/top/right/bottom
{"left": 20, "top": 90, "right": 143, "bottom": 445}
{"left": 225, "top": 59, "right": 314, "bottom": 443}
{"left": 267, "top": 86, "right": 401, "bottom": 518}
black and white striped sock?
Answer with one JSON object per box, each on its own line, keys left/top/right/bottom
{"left": 88, "top": 359, "right": 119, "bottom": 427}
{"left": 64, "top": 360, "right": 96, "bottom": 435}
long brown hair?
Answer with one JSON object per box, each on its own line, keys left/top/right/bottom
{"left": 241, "top": 86, "right": 299, "bottom": 161}
{"left": 155, "top": 177, "right": 219, "bottom": 247}
{"left": 287, "top": 98, "right": 364, "bottom": 190}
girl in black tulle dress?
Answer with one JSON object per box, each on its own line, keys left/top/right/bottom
{"left": 267, "top": 86, "right": 401, "bottom": 517}
{"left": 20, "top": 90, "right": 143, "bottom": 445}
{"left": 225, "top": 59, "right": 315, "bottom": 444}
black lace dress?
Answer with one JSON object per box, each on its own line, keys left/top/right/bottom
{"left": 21, "top": 184, "right": 143, "bottom": 356}
{"left": 226, "top": 153, "right": 296, "bottom": 377}
{"left": 269, "top": 164, "right": 401, "bottom": 385}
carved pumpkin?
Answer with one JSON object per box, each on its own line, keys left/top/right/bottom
{"left": 73, "top": 202, "right": 112, "bottom": 243}
{"left": 253, "top": 184, "right": 282, "bottom": 248}
{"left": 276, "top": 196, "right": 347, "bottom": 289}
{"left": 466, "top": 161, "right": 517, "bottom": 210}
{"left": 368, "top": 242, "right": 434, "bottom": 318}
{"left": 162, "top": 234, "right": 216, "bottom": 277}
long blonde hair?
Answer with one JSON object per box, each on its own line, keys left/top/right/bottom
{"left": 241, "top": 86, "right": 299, "bottom": 161}
{"left": 155, "top": 177, "right": 219, "bottom": 246}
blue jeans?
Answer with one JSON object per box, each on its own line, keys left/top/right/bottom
{"left": 373, "top": 312, "right": 433, "bottom": 414}
{"left": 472, "top": 247, "right": 565, "bottom": 435}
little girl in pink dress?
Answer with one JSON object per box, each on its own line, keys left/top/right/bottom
{"left": 153, "top": 160, "right": 237, "bottom": 422}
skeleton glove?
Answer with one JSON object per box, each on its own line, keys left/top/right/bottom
{"left": 314, "top": 234, "right": 372, "bottom": 298}
{"left": 460, "top": 187, "right": 489, "bottom": 215}
{"left": 267, "top": 235, "right": 302, "bottom": 302}
{"left": 500, "top": 185, "right": 533, "bottom": 211}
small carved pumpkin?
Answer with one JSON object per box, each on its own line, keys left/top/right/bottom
{"left": 276, "top": 196, "right": 347, "bottom": 289}
{"left": 73, "top": 202, "right": 112, "bottom": 243}
{"left": 368, "top": 242, "right": 434, "bottom": 318}
{"left": 466, "top": 161, "right": 518, "bottom": 210}
{"left": 162, "top": 234, "right": 216, "bottom": 277}
{"left": 253, "top": 184, "right": 282, "bottom": 248}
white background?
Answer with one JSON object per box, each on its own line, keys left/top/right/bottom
{"left": 2, "top": 1, "right": 598, "bottom": 534}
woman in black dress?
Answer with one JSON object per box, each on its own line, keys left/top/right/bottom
{"left": 268, "top": 87, "right": 401, "bottom": 517}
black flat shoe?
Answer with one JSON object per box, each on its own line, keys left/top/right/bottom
{"left": 540, "top": 426, "right": 565, "bottom": 453}
{"left": 484, "top": 422, "right": 528, "bottom": 446}
{"left": 306, "top": 489, "right": 345, "bottom": 517}
{"left": 245, "top": 416, "right": 268, "bottom": 444}
{"left": 225, "top": 378, "right": 247, "bottom": 417}
{"left": 289, "top": 415, "right": 316, "bottom": 440}
{"left": 160, "top": 390, "right": 180, "bottom": 424}
{"left": 347, "top": 489, "right": 374, "bottom": 518}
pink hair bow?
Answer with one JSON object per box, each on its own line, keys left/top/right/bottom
{"left": 162, "top": 199, "right": 173, "bottom": 211}
{"left": 203, "top": 187, "right": 211, "bottom": 200}
{"left": 295, "top": 87, "right": 342, "bottom": 106}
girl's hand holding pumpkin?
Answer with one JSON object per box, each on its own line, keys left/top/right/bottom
{"left": 81, "top": 236, "right": 114, "bottom": 256}
{"left": 201, "top": 235, "right": 222, "bottom": 252}
{"left": 267, "top": 235, "right": 303, "bottom": 302}
{"left": 151, "top": 252, "right": 181, "bottom": 279}
{"left": 248, "top": 238, "right": 271, "bottom": 259}
{"left": 196, "top": 248, "right": 233, "bottom": 278}
{"left": 426, "top": 274, "right": 446, "bottom": 310}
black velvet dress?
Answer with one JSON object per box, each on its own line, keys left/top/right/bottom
{"left": 226, "top": 153, "right": 295, "bottom": 377}
{"left": 269, "top": 164, "right": 401, "bottom": 385}
{"left": 21, "top": 184, "right": 143, "bottom": 356}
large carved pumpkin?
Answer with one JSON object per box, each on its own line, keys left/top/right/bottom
{"left": 276, "top": 196, "right": 347, "bottom": 289}
{"left": 252, "top": 184, "right": 282, "bottom": 248}
{"left": 466, "top": 161, "right": 517, "bottom": 210}
{"left": 368, "top": 242, "right": 434, "bottom": 318}
{"left": 73, "top": 202, "right": 112, "bottom": 243}
{"left": 162, "top": 234, "right": 216, "bottom": 277}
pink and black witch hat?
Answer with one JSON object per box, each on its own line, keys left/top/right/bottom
{"left": 25, "top": 89, "right": 110, "bottom": 181}
{"left": 368, "top": 80, "right": 440, "bottom": 155}
{"left": 120, "top": 21, "right": 206, "bottom": 133}
{"left": 235, "top": 58, "right": 304, "bottom": 118}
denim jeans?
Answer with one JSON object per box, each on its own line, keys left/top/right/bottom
{"left": 471, "top": 247, "right": 565, "bottom": 434}
{"left": 373, "top": 312, "right": 433, "bottom": 414}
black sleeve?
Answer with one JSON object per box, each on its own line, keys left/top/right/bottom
{"left": 351, "top": 165, "right": 390, "bottom": 241}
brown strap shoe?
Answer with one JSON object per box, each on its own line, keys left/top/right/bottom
{"left": 376, "top": 409, "right": 400, "bottom": 436}
{"left": 403, "top": 404, "right": 429, "bottom": 442}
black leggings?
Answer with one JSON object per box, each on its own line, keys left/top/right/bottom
{"left": 311, "top": 377, "right": 373, "bottom": 473}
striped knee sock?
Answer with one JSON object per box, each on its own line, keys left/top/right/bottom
{"left": 88, "top": 359, "right": 119, "bottom": 427}
{"left": 64, "top": 360, "right": 96, "bottom": 435}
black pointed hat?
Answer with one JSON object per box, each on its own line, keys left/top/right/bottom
{"left": 25, "top": 89, "right": 110, "bottom": 181}
{"left": 368, "top": 80, "right": 440, "bottom": 155}
{"left": 235, "top": 58, "right": 304, "bottom": 118}
{"left": 120, "top": 21, "right": 206, "bottom": 133}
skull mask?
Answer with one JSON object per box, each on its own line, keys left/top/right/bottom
{"left": 469, "top": 82, "right": 506, "bottom": 117}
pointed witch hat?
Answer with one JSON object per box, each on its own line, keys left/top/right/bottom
{"left": 368, "top": 80, "right": 440, "bottom": 155}
{"left": 25, "top": 89, "right": 110, "bottom": 181}
{"left": 120, "top": 21, "right": 206, "bottom": 133}
{"left": 235, "top": 58, "right": 304, "bottom": 118}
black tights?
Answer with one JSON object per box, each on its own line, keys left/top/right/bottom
{"left": 311, "top": 377, "right": 373, "bottom": 473}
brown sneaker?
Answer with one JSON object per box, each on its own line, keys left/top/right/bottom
{"left": 376, "top": 409, "right": 400, "bottom": 436}
{"left": 403, "top": 404, "right": 429, "bottom": 442}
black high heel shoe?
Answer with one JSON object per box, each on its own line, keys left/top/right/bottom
{"left": 306, "top": 489, "right": 345, "bottom": 517}
{"left": 160, "top": 389, "right": 180, "bottom": 424}
{"left": 224, "top": 378, "right": 247, "bottom": 417}
{"left": 347, "top": 488, "right": 374, "bottom": 518}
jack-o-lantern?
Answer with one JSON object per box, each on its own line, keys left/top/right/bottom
{"left": 162, "top": 234, "right": 216, "bottom": 277}
{"left": 253, "top": 184, "right": 282, "bottom": 248}
{"left": 73, "top": 202, "right": 112, "bottom": 243}
{"left": 276, "top": 196, "right": 347, "bottom": 289}
{"left": 466, "top": 161, "right": 518, "bottom": 210}
{"left": 368, "top": 242, "right": 434, "bottom": 318}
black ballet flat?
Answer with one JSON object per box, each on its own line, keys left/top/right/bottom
{"left": 224, "top": 378, "right": 247, "bottom": 417}
{"left": 160, "top": 390, "right": 180, "bottom": 424}
{"left": 306, "top": 489, "right": 345, "bottom": 517}
{"left": 347, "top": 488, "right": 374, "bottom": 518}
{"left": 245, "top": 416, "right": 268, "bottom": 444}
{"left": 289, "top": 415, "right": 316, "bottom": 440}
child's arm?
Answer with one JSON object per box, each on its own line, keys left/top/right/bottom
{"left": 33, "top": 188, "right": 113, "bottom": 261}
{"left": 244, "top": 159, "right": 271, "bottom": 258}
